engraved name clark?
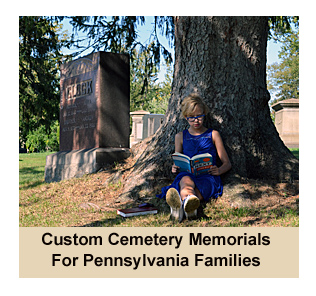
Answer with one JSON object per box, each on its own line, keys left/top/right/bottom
{"left": 66, "top": 79, "right": 93, "bottom": 100}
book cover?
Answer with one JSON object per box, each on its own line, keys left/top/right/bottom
{"left": 172, "top": 152, "right": 213, "bottom": 176}
{"left": 172, "top": 153, "right": 192, "bottom": 173}
{"left": 117, "top": 204, "right": 158, "bottom": 218}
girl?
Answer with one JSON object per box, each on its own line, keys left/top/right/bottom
{"left": 157, "top": 93, "right": 231, "bottom": 221}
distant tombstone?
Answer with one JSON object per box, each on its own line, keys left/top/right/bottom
{"left": 130, "top": 110, "right": 150, "bottom": 146}
{"left": 130, "top": 111, "right": 164, "bottom": 147}
{"left": 271, "top": 98, "right": 299, "bottom": 149}
{"left": 45, "top": 52, "right": 130, "bottom": 182}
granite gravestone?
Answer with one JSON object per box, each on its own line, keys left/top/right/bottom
{"left": 45, "top": 52, "right": 130, "bottom": 182}
{"left": 130, "top": 111, "right": 164, "bottom": 147}
{"left": 271, "top": 98, "right": 299, "bottom": 149}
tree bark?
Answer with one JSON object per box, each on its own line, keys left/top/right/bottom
{"left": 121, "top": 16, "right": 298, "bottom": 199}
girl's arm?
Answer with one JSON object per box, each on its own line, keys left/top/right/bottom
{"left": 209, "top": 130, "right": 231, "bottom": 176}
{"left": 174, "top": 132, "right": 183, "bottom": 153}
{"left": 172, "top": 132, "right": 183, "bottom": 173}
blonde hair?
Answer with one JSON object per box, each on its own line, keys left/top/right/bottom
{"left": 181, "top": 93, "right": 209, "bottom": 118}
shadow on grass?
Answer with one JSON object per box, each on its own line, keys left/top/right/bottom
{"left": 77, "top": 198, "right": 299, "bottom": 227}
{"left": 81, "top": 197, "right": 171, "bottom": 227}
{"left": 68, "top": 175, "right": 299, "bottom": 227}
{"left": 20, "top": 180, "right": 46, "bottom": 191}
{"left": 82, "top": 216, "right": 125, "bottom": 227}
{"left": 291, "top": 150, "right": 299, "bottom": 159}
{"left": 19, "top": 166, "right": 46, "bottom": 190}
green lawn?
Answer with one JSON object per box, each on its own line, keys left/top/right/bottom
{"left": 290, "top": 148, "right": 299, "bottom": 159}
{"left": 19, "top": 151, "right": 55, "bottom": 190}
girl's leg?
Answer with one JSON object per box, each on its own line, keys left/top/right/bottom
{"left": 166, "top": 175, "right": 202, "bottom": 221}
{"left": 179, "top": 176, "right": 204, "bottom": 201}
{"left": 179, "top": 176, "right": 201, "bottom": 219}
{"left": 166, "top": 188, "right": 184, "bottom": 222}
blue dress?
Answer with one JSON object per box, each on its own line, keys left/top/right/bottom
{"left": 157, "top": 128, "right": 223, "bottom": 202}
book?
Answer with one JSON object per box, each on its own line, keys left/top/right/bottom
{"left": 117, "top": 203, "right": 158, "bottom": 218}
{"left": 172, "top": 152, "right": 213, "bottom": 176}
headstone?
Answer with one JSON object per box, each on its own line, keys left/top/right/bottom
{"left": 271, "top": 98, "right": 299, "bottom": 149}
{"left": 60, "top": 51, "right": 130, "bottom": 150}
{"left": 45, "top": 52, "right": 131, "bottom": 182}
{"left": 130, "top": 111, "right": 164, "bottom": 147}
{"left": 130, "top": 110, "right": 150, "bottom": 146}
{"left": 143, "top": 113, "right": 165, "bottom": 139}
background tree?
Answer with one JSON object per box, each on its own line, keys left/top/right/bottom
{"left": 19, "top": 16, "right": 67, "bottom": 148}
{"left": 151, "top": 64, "right": 173, "bottom": 114}
{"left": 130, "top": 44, "right": 172, "bottom": 114}
{"left": 267, "top": 26, "right": 299, "bottom": 103}
{"left": 130, "top": 43, "right": 160, "bottom": 111}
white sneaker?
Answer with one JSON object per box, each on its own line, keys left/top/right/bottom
{"left": 183, "top": 195, "right": 200, "bottom": 220}
{"left": 166, "top": 188, "right": 184, "bottom": 222}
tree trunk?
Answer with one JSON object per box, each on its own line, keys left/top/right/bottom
{"left": 121, "top": 16, "right": 298, "bottom": 199}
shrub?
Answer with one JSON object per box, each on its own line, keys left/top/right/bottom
{"left": 25, "top": 121, "right": 59, "bottom": 152}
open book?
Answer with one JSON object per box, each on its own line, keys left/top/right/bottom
{"left": 172, "top": 152, "right": 213, "bottom": 176}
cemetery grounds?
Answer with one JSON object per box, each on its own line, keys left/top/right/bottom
{"left": 19, "top": 149, "right": 299, "bottom": 227}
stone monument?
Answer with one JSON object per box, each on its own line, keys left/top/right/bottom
{"left": 130, "top": 111, "right": 165, "bottom": 147}
{"left": 45, "top": 52, "right": 131, "bottom": 182}
{"left": 271, "top": 98, "right": 299, "bottom": 149}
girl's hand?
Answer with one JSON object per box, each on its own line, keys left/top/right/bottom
{"left": 172, "top": 164, "right": 180, "bottom": 174}
{"left": 209, "top": 165, "right": 221, "bottom": 176}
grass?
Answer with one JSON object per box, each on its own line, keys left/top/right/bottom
{"left": 290, "top": 148, "right": 299, "bottom": 159}
{"left": 19, "top": 150, "right": 299, "bottom": 227}
{"left": 19, "top": 151, "right": 55, "bottom": 190}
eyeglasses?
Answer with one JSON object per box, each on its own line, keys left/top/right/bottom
{"left": 186, "top": 114, "right": 205, "bottom": 122}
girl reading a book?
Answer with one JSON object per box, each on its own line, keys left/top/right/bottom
{"left": 157, "top": 93, "right": 231, "bottom": 221}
